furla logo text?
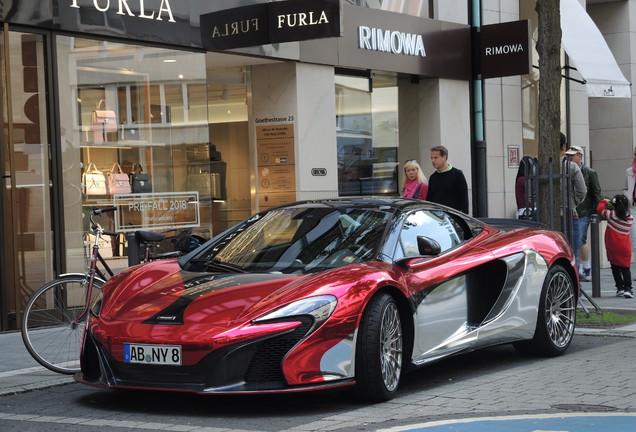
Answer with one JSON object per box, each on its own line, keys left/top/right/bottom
{"left": 69, "top": 0, "right": 176, "bottom": 23}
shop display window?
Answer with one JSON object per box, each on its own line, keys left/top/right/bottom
{"left": 336, "top": 73, "right": 399, "bottom": 196}
{"left": 57, "top": 37, "right": 216, "bottom": 272}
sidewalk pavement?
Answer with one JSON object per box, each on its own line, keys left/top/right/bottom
{"left": 1, "top": 265, "right": 636, "bottom": 398}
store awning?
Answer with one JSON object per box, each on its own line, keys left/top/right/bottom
{"left": 560, "top": 0, "right": 631, "bottom": 98}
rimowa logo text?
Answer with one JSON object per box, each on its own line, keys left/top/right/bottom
{"left": 69, "top": 0, "right": 176, "bottom": 23}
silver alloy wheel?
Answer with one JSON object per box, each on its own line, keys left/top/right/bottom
{"left": 380, "top": 302, "right": 403, "bottom": 391}
{"left": 545, "top": 271, "right": 576, "bottom": 348}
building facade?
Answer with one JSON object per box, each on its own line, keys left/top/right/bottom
{"left": 0, "top": 0, "right": 631, "bottom": 331}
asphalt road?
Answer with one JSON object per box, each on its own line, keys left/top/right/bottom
{"left": 1, "top": 333, "right": 634, "bottom": 432}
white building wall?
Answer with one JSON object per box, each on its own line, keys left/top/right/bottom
{"left": 434, "top": 0, "right": 468, "bottom": 24}
{"left": 251, "top": 62, "right": 339, "bottom": 211}
{"left": 294, "top": 63, "right": 339, "bottom": 200}
{"left": 482, "top": 2, "right": 524, "bottom": 218}
{"left": 588, "top": 0, "right": 634, "bottom": 198}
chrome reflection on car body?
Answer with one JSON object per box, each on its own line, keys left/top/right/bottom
{"left": 544, "top": 269, "right": 576, "bottom": 348}
{"left": 412, "top": 250, "right": 548, "bottom": 365}
{"left": 474, "top": 251, "right": 547, "bottom": 347}
{"left": 412, "top": 276, "right": 472, "bottom": 364}
{"left": 380, "top": 302, "right": 402, "bottom": 392}
{"left": 319, "top": 330, "right": 357, "bottom": 380}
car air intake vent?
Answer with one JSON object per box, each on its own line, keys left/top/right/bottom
{"left": 244, "top": 318, "right": 313, "bottom": 382}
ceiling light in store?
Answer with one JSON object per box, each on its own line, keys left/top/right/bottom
{"left": 163, "top": 59, "right": 177, "bottom": 63}
{"left": 178, "top": 74, "right": 184, "bottom": 79}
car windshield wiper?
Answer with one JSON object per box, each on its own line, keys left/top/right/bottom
{"left": 193, "top": 258, "right": 248, "bottom": 273}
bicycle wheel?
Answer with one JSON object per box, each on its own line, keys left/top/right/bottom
{"left": 21, "top": 275, "right": 103, "bottom": 374}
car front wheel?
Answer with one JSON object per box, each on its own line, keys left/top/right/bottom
{"left": 355, "top": 293, "right": 403, "bottom": 402}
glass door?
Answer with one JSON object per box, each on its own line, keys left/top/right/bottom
{"left": 0, "top": 28, "right": 54, "bottom": 331}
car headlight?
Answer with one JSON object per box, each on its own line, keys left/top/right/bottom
{"left": 89, "top": 289, "right": 103, "bottom": 318}
{"left": 253, "top": 295, "right": 337, "bottom": 331}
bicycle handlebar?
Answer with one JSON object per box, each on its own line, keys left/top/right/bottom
{"left": 92, "top": 206, "right": 117, "bottom": 215}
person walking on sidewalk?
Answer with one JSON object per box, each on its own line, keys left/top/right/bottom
{"left": 597, "top": 195, "right": 634, "bottom": 298}
{"left": 566, "top": 145, "right": 601, "bottom": 281}
{"left": 402, "top": 159, "right": 428, "bottom": 200}
{"left": 427, "top": 145, "right": 469, "bottom": 213}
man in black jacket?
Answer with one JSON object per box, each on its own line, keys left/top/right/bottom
{"left": 427, "top": 145, "right": 469, "bottom": 214}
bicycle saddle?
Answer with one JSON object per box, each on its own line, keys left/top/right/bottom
{"left": 135, "top": 231, "right": 166, "bottom": 243}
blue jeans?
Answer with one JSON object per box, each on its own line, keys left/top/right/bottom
{"left": 578, "top": 215, "right": 590, "bottom": 247}
{"left": 561, "top": 216, "right": 580, "bottom": 262}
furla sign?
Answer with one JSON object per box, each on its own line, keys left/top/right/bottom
{"left": 201, "top": 0, "right": 342, "bottom": 50}
{"left": 68, "top": 0, "right": 176, "bottom": 23}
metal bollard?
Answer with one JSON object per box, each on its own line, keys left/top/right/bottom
{"left": 590, "top": 213, "right": 601, "bottom": 297}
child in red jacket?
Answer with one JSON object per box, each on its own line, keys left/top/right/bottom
{"left": 597, "top": 195, "right": 634, "bottom": 298}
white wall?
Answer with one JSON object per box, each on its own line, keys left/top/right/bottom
{"left": 588, "top": 0, "right": 635, "bottom": 199}
{"left": 251, "top": 62, "right": 339, "bottom": 211}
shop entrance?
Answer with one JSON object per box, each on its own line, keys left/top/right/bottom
{"left": 0, "top": 28, "right": 55, "bottom": 331}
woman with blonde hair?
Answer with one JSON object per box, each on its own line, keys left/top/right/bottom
{"left": 402, "top": 159, "right": 428, "bottom": 200}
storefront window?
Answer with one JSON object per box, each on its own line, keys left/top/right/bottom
{"left": 1, "top": 31, "right": 54, "bottom": 330}
{"left": 57, "top": 37, "right": 212, "bottom": 273}
{"left": 336, "top": 73, "right": 399, "bottom": 196}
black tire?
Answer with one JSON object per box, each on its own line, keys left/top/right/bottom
{"left": 355, "top": 293, "right": 403, "bottom": 402}
{"left": 513, "top": 264, "right": 576, "bottom": 357}
{"left": 21, "top": 275, "right": 103, "bottom": 374}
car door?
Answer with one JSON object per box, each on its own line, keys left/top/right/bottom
{"left": 394, "top": 209, "right": 496, "bottom": 364}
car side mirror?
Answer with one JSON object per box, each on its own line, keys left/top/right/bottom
{"left": 395, "top": 236, "right": 442, "bottom": 268}
{"left": 417, "top": 236, "right": 441, "bottom": 256}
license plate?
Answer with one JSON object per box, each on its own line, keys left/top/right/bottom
{"left": 123, "top": 343, "right": 182, "bottom": 366}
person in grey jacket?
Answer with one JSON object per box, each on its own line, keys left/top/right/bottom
{"left": 567, "top": 145, "right": 601, "bottom": 281}
{"left": 560, "top": 133, "right": 587, "bottom": 262}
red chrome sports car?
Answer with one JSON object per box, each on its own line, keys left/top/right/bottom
{"left": 77, "top": 198, "right": 578, "bottom": 401}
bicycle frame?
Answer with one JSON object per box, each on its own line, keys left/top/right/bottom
{"left": 74, "top": 207, "right": 117, "bottom": 324}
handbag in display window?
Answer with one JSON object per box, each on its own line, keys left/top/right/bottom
{"left": 91, "top": 99, "right": 117, "bottom": 142}
{"left": 187, "top": 170, "right": 211, "bottom": 195}
{"left": 82, "top": 162, "right": 107, "bottom": 195}
{"left": 130, "top": 163, "right": 152, "bottom": 193}
{"left": 106, "top": 162, "right": 132, "bottom": 195}
{"left": 186, "top": 144, "right": 209, "bottom": 161}
{"left": 119, "top": 122, "right": 141, "bottom": 141}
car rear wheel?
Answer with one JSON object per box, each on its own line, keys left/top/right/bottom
{"left": 514, "top": 264, "right": 576, "bottom": 357}
{"left": 355, "top": 293, "right": 403, "bottom": 402}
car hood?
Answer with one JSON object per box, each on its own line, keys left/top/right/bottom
{"left": 103, "top": 264, "right": 305, "bottom": 327}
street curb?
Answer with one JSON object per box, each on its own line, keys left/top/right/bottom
{"left": 574, "top": 325, "right": 636, "bottom": 338}
{"left": 0, "top": 376, "right": 73, "bottom": 397}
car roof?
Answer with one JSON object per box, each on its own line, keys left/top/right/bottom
{"left": 271, "top": 197, "right": 447, "bottom": 213}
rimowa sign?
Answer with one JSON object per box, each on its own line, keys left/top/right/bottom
{"left": 200, "top": 0, "right": 342, "bottom": 50}
{"left": 478, "top": 20, "right": 531, "bottom": 79}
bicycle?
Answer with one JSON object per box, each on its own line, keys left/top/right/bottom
{"left": 21, "top": 207, "right": 201, "bottom": 375}
{"left": 21, "top": 207, "right": 196, "bottom": 374}
{"left": 21, "top": 206, "right": 118, "bottom": 374}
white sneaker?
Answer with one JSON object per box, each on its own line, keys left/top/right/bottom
{"left": 625, "top": 290, "right": 634, "bottom": 299}
{"left": 583, "top": 268, "right": 591, "bottom": 282}
{"left": 616, "top": 290, "right": 625, "bottom": 297}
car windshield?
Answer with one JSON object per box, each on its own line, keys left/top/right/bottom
{"left": 190, "top": 206, "right": 392, "bottom": 274}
